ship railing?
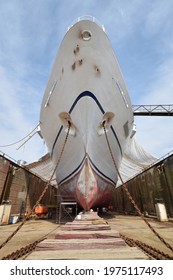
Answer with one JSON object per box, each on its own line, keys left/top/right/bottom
{"left": 67, "top": 15, "right": 106, "bottom": 32}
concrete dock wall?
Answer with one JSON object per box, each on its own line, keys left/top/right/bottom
{"left": 0, "top": 155, "right": 57, "bottom": 216}
{"left": 114, "top": 153, "right": 173, "bottom": 217}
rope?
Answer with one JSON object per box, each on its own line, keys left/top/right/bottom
{"left": 0, "top": 123, "right": 40, "bottom": 148}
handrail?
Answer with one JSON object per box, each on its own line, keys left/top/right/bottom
{"left": 133, "top": 104, "right": 173, "bottom": 116}
{"left": 67, "top": 15, "right": 105, "bottom": 32}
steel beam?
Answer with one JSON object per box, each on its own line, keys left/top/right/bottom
{"left": 133, "top": 105, "right": 173, "bottom": 116}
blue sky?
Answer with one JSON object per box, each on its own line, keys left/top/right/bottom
{"left": 0, "top": 0, "right": 173, "bottom": 163}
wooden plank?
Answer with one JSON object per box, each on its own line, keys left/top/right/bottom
{"left": 55, "top": 230, "right": 120, "bottom": 239}
{"left": 70, "top": 220, "right": 108, "bottom": 225}
{"left": 35, "top": 238, "right": 126, "bottom": 251}
{"left": 65, "top": 221, "right": 93, "bottom": 225}
{"left": 27, "top": 247, "right": 149, "bottom": 260}
{"left": 60, "top": 224, "right": 111, "bottom": 231}
{"left": 25, "top": 213, "right": 149, "bottom": 260}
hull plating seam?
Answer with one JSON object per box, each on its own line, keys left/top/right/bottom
{"left": 58, "top": 154, "right": 117, "bottom": 187}
{"left": 88, "top": 155, "right": 116, "bottom": 186}
{"left": 58, "top": 155, "right": 86, "bottom": 186}
{"left": 51, "top": 91, "right": 122, "bottom": 157}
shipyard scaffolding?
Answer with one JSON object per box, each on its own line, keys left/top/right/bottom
{"left": 55, "top": 191, "right": 77, "bottom": 224}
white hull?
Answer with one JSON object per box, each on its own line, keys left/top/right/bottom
{"left": 40, "top": 18, "right": 134, "bottom": 210}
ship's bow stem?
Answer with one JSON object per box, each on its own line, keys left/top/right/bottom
{"left": 76, "top": 156, "right": 98, "bottom": 211}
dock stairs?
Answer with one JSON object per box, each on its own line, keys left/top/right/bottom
{"left": 26, "top": 212, "right": 148, "bottom": 260}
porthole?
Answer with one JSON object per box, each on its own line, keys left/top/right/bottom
{"left": 81, "top": 30, "right": 92, "bottom": 41}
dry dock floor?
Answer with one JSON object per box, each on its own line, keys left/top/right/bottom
{"left": 0, "top": 213, "right": 173, "bottom": 260}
